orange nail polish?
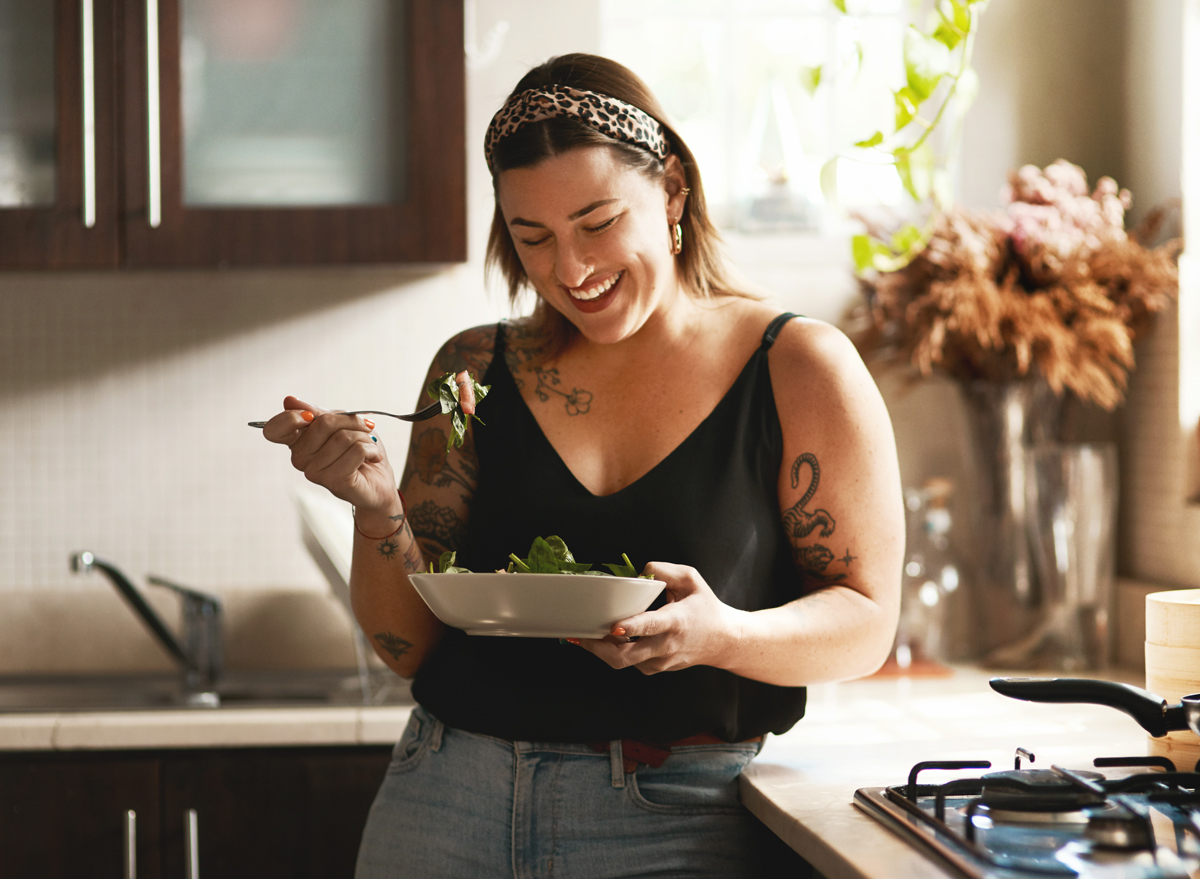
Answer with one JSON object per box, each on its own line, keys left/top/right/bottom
{"left": 612, "top": 626, "right": 626, "bottom": 637}
{"left": 364, "top": 419, "right": 375, "bottom": 430}
{"left": 301, "top": 411, "right": 314, "bottom": 423}
{"left": 566, "top": 638, "right": 581, "bottom": 645}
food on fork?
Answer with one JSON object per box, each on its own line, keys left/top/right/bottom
{"left": 426, "top": 371, "right": 490, "bottom": 450}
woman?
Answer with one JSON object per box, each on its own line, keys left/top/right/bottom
{"left": 264, "top": 54, "right": 903, "bottom": 879}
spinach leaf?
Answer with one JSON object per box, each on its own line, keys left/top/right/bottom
{"left": 428, "top": 535, "right": 651, "bottom": 579}
{"left": 603, "top": 553, "right": 640, "bottom": 578}
{"left": 425, "top": 372, "right": 491, "bottom": 451}
{"left": 432, "top": 550, "right": 472, "bottom": 574}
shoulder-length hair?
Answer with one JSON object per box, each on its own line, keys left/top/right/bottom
{"left": 485, "top": 53, "right": 753, "bottom": 360}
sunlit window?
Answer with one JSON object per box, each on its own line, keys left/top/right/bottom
{"left": 600, "top": 0, "right": 911, "bottom": 235}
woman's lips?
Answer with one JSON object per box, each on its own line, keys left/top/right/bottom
{"left": 566, "top": 271, "right": 622, "bottom": 313}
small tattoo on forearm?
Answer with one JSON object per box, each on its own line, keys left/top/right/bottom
{"left": 374, "top": 632, "right": 413, "bottom": 660}
{"left": 840, "top": 549, "right": 857, "bottom": 566}
{"left": 403, "top": 541, "right": 424, "bottom": 572}
{"left": 377, "top": 538, "right": 399, "bottom": 560}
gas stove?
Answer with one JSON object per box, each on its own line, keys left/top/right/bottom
{"left": 854, "top": 750, "right": 1200, "bottom": 879}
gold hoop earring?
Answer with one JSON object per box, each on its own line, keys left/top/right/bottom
{"left": 670, "top": 221, "right": 683, "bottom": 256}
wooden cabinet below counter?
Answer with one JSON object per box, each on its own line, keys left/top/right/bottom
{"left": 0, "top": 745, "right": 393, "bottom": 879}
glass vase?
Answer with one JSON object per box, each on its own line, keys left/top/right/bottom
{"left": 959, "top": 379, "right": 1065, "bottom": 660}
{"left": 988, "top": 443, "right": 1118, "bottom": 670}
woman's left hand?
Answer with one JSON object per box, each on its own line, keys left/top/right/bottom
{"left": 574, "top": 562, "right": 744, "bottom": 675}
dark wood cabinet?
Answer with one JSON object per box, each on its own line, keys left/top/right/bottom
{"left": 0, "top": 0, "right": 121, "bottom": 269}
{"left": 0, "top": 746, "right": 392, "bottom": 879}
{"left": 0, "top": 0, "right": 464, "bottom": 270}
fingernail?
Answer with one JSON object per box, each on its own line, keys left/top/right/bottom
{"left": 611, "top": 626, "right": 626, "bottom": 637}
{"left": 566, "top": 638, "right": 581, "bottom": 645}
{"left": 627, "top": 636, "right": 640, "bottom": 642}
{"left": 301, "top": 411, "right": 314, "bottom": 423}
{"left": 370, "top": 435, "right": 378, "bottom": 443}
{"left": 364, "top": 419, "right": 375, "bottom": 429}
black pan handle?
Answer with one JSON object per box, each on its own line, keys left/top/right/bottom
{"left": 989, "top": 677, "right": 1180, "bottom": 737}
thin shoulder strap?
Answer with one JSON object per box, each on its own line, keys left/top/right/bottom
{"left": 760, "top": 312, "right": 799, "bottom": 350}
{"left": 494, "top": 320, "right": 507, "bottom": 357}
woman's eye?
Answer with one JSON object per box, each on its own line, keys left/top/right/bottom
{"left": 586, "top": 217, "right": 617, "bottom": 233}
{"left": 519, "top": 236, "right": 550, "bottom": 247}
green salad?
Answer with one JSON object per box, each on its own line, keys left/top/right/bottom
{"left": 429, "top": 535, "right": 653, "bottom": 579}
{"left": 427, "top": 371, "right": 490, "bottom": 451}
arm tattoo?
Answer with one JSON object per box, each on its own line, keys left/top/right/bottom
{"left": 376, "top": 538, "right": 399, "bottom": 560}
{"left": 783, "top": 452, "right": 851, "bottom": 586}
{"left": 374, "top": 631, "right": 413, "bottom": 661}
{"left": 409, "top": 499, "right": 468, "bottom": 556}
{"left": 410, "top": 426, "right": 476, "bottom": 495}
{"left": 403, "top": 540, "right": 424, "bottom": 572}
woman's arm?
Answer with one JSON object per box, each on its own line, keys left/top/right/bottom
{"left": 348, "top": 324, "right": 497, "bottom": 678}
{"left": 581, "top": 319, "right": 904, "bottom": 686}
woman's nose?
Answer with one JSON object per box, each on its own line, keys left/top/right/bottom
{"left": 554, "top": 241, "right": 593, "bottom": 289}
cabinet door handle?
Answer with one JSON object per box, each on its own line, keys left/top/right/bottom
{"left": 145, "top": 0, "right": 162, "bottom": 228}
{"left": 124, "top": 809, "right": 137, "bottom": 879}
{"left": 81, "top": 0, "right": 96, "bottom": 228}
{"left": 185, "top": 808, "right": 200, "bottom": 879}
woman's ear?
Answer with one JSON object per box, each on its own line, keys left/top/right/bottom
{"left": 663, "top": 154, "right": 689, "bottom": 217}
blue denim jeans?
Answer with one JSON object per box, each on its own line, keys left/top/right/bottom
{"left": 355, "top": 706, "right": 766, "bottom": 879}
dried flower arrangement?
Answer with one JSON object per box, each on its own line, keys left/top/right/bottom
{"left": 850, "top": 159, "right": 1180, "bottom": 410}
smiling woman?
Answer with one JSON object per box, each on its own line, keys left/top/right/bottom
{"left": 261, "top": 52, "right": 904, "bottom": 879}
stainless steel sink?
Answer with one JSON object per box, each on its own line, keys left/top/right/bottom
{"left": 0, "top": 670, "right": 413, "bottom": 713}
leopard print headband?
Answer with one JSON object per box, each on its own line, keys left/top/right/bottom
{"left": 484, "top": 85, "right": 669, "bottom": 174}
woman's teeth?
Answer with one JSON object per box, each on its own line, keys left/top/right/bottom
{"left": 569, "top": 272, "right": 621, "bottom": 301}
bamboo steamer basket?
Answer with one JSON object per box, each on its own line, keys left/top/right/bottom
{"left": 1145, "top": 590, "right": 1200, "bottom": 771}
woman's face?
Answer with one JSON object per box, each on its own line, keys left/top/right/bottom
{"left": 496, "top": 146, "right": 686, "bottom": 346}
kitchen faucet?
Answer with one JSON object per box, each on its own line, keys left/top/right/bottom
{"left": 70, "top": 551, "right": 224, "bottom": 707}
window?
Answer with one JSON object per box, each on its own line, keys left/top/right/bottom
{"left": 600, "top": 0, "right": 911, "bottom": 235}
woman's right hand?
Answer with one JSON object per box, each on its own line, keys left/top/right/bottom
{"left": 261, "top": 395, "right": 400, "bottom": 514}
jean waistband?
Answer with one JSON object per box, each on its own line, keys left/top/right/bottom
{"left": 588, "top": 734, "right": 764, "bottom": 774}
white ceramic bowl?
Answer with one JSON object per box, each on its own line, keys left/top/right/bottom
{"left": 407, "top": 573, "right": 664, "bottom": 638}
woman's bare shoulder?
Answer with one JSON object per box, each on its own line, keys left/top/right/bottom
{"left": 768, "top": 316, "right": 864, "bottom": 380}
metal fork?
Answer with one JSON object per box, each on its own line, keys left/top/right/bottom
{"left": 248, "top": 402, "right": 441, "bottom": 429}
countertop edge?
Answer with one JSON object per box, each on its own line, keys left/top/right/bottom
{"left": 0, "top": 705, "right": 413, "bottom": 751}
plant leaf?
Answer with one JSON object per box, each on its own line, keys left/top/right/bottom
{"left": 891, "top": 222, "right": 924, "bottom": 253}
{"left": 903, "top": 26, "right": 950, "bottom": 102}
{"left": 851, "top": 234, "right": 886, "bottom": 273}
{"left": 854, "top": 130, "right": 884, "bottom": 148}
{"left": 894, "top": 87, "right": 918, "bottom": 132}
{"left": 932, "top": 19, "right": 962, "bottom": 51}
{"left": 799, "top": 64, "right": 822, "bottom": 96}
{"left": 894, "top": 144, "right": 934, "bottom": 201}
{"left": 830, "top": 0, "right": 847, "bottom": 12}
{"left": 949, "top": 0, "right": 972, "bottom": 32}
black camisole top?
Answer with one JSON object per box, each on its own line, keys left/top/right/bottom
{"left": 410, "top": 313, "right": 807, "bottom": 744}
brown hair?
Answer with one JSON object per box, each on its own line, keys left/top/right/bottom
{"left": 485, "top": 53, "right": 752, "bottom": 358}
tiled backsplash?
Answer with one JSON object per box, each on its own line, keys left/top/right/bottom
{"left": 0, "top": 267, "right": 506, "bottom": 593}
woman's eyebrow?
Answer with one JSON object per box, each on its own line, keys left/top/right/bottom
{"left": 509, "top": 199, "right": 620, "bottom": 228}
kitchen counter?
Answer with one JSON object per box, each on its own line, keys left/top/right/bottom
{"left": 0, "top": 665, "right": 1158, "bottom": 878}
{"left": 0, "top": 704, "right": 412, "bottom": 751}
{"left": 740, "top": 666, "right": 1153, "bottom": 879}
